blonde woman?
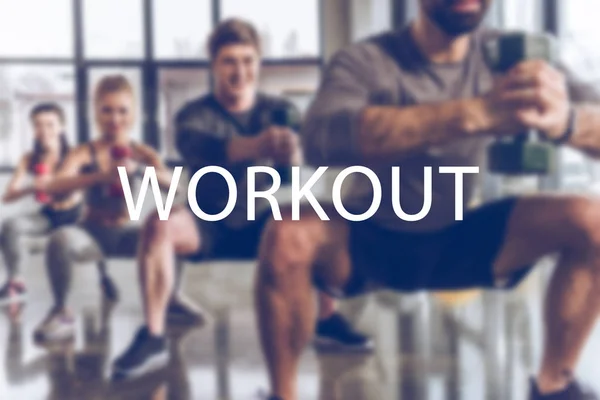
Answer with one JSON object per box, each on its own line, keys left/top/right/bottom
{"left": 33, "top": 75, "right": 202, "bottom": 343}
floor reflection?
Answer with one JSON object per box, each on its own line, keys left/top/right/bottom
{"left": 1, "top": 259, "right": 600, "bottom": 399}
{"left": 3, "top": 299, "right": 113, "bottom": 399}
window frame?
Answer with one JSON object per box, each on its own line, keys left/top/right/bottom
{"left": 0, "top": 0, "right": 325, "bottom": 169}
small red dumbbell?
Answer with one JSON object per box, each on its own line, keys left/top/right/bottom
{"left": 111, "top": 145, "right": 132, "bottom": 160}
{"left": 34, "top": 163, "right": 51, "bottom": 204}
{"left": 108, "top": 145, "right": 132, "bottom": 197}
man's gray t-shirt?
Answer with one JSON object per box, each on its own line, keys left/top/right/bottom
{"left": 303, "top": 27, "right": 599, "bottom": 232}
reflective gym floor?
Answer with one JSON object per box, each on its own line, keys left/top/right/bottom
{"left": 2, "top": 186, "right": 600, "bottom": 400}
{"left": 2, "top": 257, "right": 600, "bottom": 400}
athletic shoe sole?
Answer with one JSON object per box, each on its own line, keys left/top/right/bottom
{"left": 33, "top": 317, "right": 75, "bottom": 344}
{"left": 0, "top": 292, "right": 27, "bottom": 307}
{"left": 111, "top": 351, "right": 170, "bottom": 381}
{"left": 33, "top": 327, "right": 75, "bottom": 345}
{"left": 166, "top": 308, "right": 212, "bottom": 327}
{"left": 166, "top": 313, "right": 206, "bottom": 327}
{"left": 313, "top": 336, "right": 375, "bottom": 354}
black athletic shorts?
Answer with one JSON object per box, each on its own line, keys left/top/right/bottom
{"left": 41, "top": 203, "right": 83, "bottom": 230}
{"left": 334, "top": 197, "right": 533, "bottom": 298}
{"left": 186, "top": 214, "right": 270, "bottom": 262}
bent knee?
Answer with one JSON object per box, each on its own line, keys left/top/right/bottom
{"left": 563, "top": 198, "right": 600, "bottom": 248}
{"left": 263, "top": 219, "right": 319, "bottom": 257}
{"left": 47, "top": 228, "right": 78, "bottom": 261}
{"left": 259, "top": 220, "right": 322, "bottom": 282}
{"left": 48, "top": 227, "right": 76, "bottom": 248}
{"left": 1, "top": 218, "right": 21, "bottom": 238}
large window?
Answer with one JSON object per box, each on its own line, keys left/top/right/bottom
{"left": 557, "top": 0, "right": 600, "bottom": 193}
{"left": 561, "top": 0, "right": 600, "bottom": 82}
{"left": 221, "top": 0, "right": 320, "bottom": 58}
{"left": 153, "top": 0, "right": 213, "bottom": 59}
{"left": 0, "top": 65, "right": 76, "bottom": 166}
{"left": 0, "top": 0, "right": 73, "bottom": 57}
{"left": 159, "top": 68, "right": 211, "bottom": 159}
{"left": 500, "top": 0, "right": 542, "bottom": 32}
{"left": 0, "top": 0, "right": 323, "bottom": 167}
{"left": 83, "top": 0, "right": 145, "bottom": 59}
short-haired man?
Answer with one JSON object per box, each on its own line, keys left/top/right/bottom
{"left": 111, "top": 18, "right": 371, "bottom": 380}
{"left": 256, "top": 1, "right": 600, "bottom": 399}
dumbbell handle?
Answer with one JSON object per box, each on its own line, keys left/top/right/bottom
{"left": 34, "top": 163, "right": 51, "bottom": 204}
{"left": 111, "top": 145, "right": 131, "bottom": 160}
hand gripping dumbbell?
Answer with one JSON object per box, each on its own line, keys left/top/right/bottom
{"left": 483, "top": 32, "right": 558, "bottom": 175}
{"left": 261, "top": 105, "right": 301, "bottom": 185}
{"left": 107, "top": 145, "right": 132, "bottom": 197}
{"left": 34, "top": 163, "right": 51, "bottom": 204}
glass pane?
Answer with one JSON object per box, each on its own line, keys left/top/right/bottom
{"left": 260, "top": 65, "right": 321, "bottom": 113}
{"left": 0, "top": 0, "right": 73, "bottom": 57}
{"left": 88, "top": 68, "right": 143, "bottom": 142}
{"left": 153, "top": 0, "right": 212, "bottom": 59}
{"left": 84, "top": 0, "right": 144, "bottom": 59}
{"left": 159, "top": 69, "right": 211, "bottom": 160}
{"left": 562, "top": 0, "right": 600, "bottom": 82}
{"left": 221, "top": 0, "right": 320, "bottom": 58}
{"left": 0, "top": 65, "right": 76, "bottom": 166}
{"left": 501, "top": 0, "right": 542, "bottom": 32}
{"left": 558, "top": 0, "right": 600, "bottom": 193}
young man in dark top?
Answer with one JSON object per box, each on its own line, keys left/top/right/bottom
{"left": 257, "top": 1, "right": 600, "bottom": 400}
{"left": 111, "top": 18, "right": 371, "bottom": 381}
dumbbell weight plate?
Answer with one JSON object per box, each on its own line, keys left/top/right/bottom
{"left": 488, "top": 141, "right": 554, "bottom": 175}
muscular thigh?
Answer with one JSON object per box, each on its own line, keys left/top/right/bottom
{"left": 262, "top": 204, "right": 353, "bottom": 291}
{"left": 49, "top": 225, "right": 104, "bottom": 263}
{"left": 154, "top": 206, "right": 201, "bottom": 256}
{"left": 3, "top": 212, "right": 51, "bottom": 236}
{"left": 493, "top": 195, "right": 595, "bottom": 279}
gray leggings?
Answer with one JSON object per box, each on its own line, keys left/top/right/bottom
{"left": 46, "top": 221, "right": 185, "bottom": 309}
{"left": 46, "top": 221, "right": 140, "bottom": 308}
{"left": 1, "top": 212, "right": 53, "bottom": 280}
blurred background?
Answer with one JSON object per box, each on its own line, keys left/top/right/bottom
{"left": 0, "top": 0, "right": 599, "bottom": 189}
{"left": 1, "top": 1, "right": 600, "bottom": 399}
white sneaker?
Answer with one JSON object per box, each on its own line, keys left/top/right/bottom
{"left": 33, "top": 310, "right": 75, "bottom": 343}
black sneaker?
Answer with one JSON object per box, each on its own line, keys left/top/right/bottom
{"left": 529, "top": 378, "right": 599, "bottom": 399}
{"left": 314, "top": 313, "right": 374, "bottom": 353}
{"left": 111, "top": 327, "right": 169, "bottom": 381}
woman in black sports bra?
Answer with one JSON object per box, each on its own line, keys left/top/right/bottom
{"left": 0, "top": 103, "right": 83, "bottom": 305}
{"left": 31, "top": 75, "right": 190, "bottom": 343}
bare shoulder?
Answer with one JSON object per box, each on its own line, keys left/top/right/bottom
{"left": 20, "top": 152, "right": 32, "bottom": 167}
{"left": 64, "top": 142, "right": 93, "bottom": 166}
